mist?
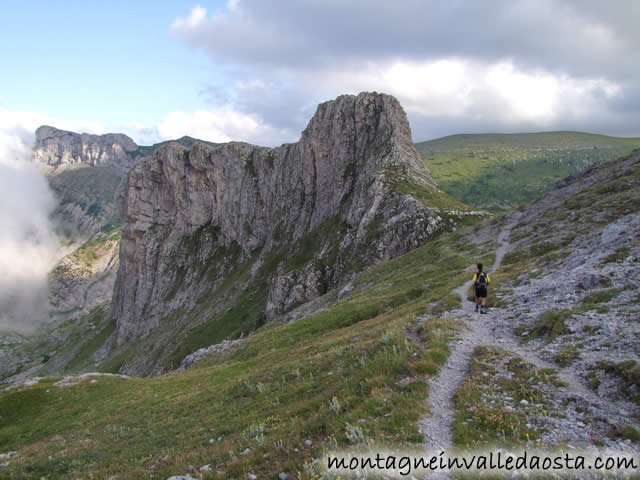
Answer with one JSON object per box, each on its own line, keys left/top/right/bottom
{"left": 0, "top": 128, "right": 59, "bottom": 333}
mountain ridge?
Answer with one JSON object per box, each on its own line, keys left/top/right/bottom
{"left": 108, "top": 92, "right": 473, "bottom": 374}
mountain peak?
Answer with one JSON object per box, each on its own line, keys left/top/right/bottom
{"left": 109, "top": 92, "right": 452, "bottom": 371}
{"left": 33, "top": 125, "right": 139, "bottom": 173}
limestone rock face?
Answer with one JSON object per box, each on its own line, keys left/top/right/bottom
{"left": 110, "top": 92, "right": 447, "bottom": 371}
{"left": 32, "top": 126, "right": 142, "bottom": 241}
{"left": 265, "top": 263, "right": 328, "bottom": 320}
{"left": 33, "top": 126, "right": 139, "bottom": 174}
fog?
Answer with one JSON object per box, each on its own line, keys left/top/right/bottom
{"left": 0, "top": 128, "right": 59, "bottom": 333}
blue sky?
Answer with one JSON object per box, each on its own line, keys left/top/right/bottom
{"left": 0, "top": 0, "right": 225, "bottom": 126}
{"left": 1, "top": 1, "right": 639, "bottom": 146}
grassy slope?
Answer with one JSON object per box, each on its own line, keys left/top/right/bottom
{"left": 0, "top": 217, "right": 498, "bottom": 479}
{"left": 415, "top": 131, "right": 640, "bottom": 211}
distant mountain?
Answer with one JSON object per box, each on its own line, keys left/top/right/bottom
{"left": 6, "top": 129, "right": 221, "bottom": 378}
{"left": 33, "top": 127, "right": 217, "bottom": 240}
{"left": 137, "top": 135, "right": 217, "bottom": 157}
{"left": 415, "top": 131, "right": 640, "bottom": 210}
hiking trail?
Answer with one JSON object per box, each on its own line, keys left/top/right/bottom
{"left": 415, "top": 213, "right": 639, "bottom": 477}
{"left": 417, "top": 215, "right": 519, "bottom": 452}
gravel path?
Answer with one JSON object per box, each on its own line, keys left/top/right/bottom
{"left": 418, "top": 214, "right": 520, "bottom": 451}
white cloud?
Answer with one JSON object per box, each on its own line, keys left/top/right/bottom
{"left": 155, "top": 107, "right": 292, "bottom": 146}
{"left": 137, "top": 58, "right": 628, "bottom": 145}
{"left": 0, "top": 109, "right": 60, "bottom": 332}
{"left": 293, "top": 58, "right": 622, "bottom": 134}
{"left": 171, "top": 4, "right": 207, "bottom": 30}
{"left": 169, "top": 1, "right": 640, "bottom": 140}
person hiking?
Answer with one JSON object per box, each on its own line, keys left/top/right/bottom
{"left": 473, "top": 263, "right": 490, "bottom": 314}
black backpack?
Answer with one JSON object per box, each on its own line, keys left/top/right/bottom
{"left": 477, "top": 272, "right": 488, "bottom": 286}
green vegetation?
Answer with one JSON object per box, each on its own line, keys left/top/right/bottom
{"left": 572, "top": 288, "right": 623, "bottom": 315}
{"left": 378, "top": 163, "right": 472, "bottom": 212}
{"left": 65, "top": 307, "right": 116, "bottom": 373}
{"left": 580, "top": 288, "right": 622, "bottom": 305}
{"left": 415, "top": 131, "right": 640, "bottom": 210}
{"left": 612, "top": 425, "right": 640, "bottom": 443}
{"left": 288, "top": 216, "right": 344, "bottom": 271}
{"left": 0, "top": 223, "right": 483, "bottom": 478}
{"left": 66, "top": 230, "right": 121, "bottom": 273}
{"left": 554, "top": 346, "right": 579, "bottom": 367}
{"left": 86, "top": 202, "right": 101, "bottom": 217}
{"left": 592, "top": 360, "right": 640, "bottom": 405}
{"left": 603, "top": 245, "right": 631, "bottom": 264}
{"left": 412, "top": 317, "right": 462, "bottom": 376}
{"left": 501, "top": 247, "right": 529, "bottom": 266}
{"left": 431, "top": 293, "right": 461, "bottom": 315}
{"left": 99, "top": 216, "right": 121, "bottom": 234}
{"left": 516, "top": 310, "right": 570, "bottom": 343}
{"left": 161, "top": 246, "right": 283, "bottom": 371}
{"left": 453, "top": 346, "right": 559, "bottom": 448}
{"left": 166, "top": 286, "right": 268, "bottom": 370}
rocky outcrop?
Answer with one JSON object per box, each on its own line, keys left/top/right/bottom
{"left": 110, "top": 92, "right": 455, "bottom": 371}
{"left": 177, "top": 339, "right": 244, "bottom": 371}
{"left": 264, "top": 263, "right": 328, "bottom": 320}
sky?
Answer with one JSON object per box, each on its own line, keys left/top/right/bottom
{"left": 1, "top": 0, "right": 640, "bottom": 147}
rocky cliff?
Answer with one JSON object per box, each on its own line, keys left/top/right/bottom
{"left": 31, "top": 127, "right": 143, "bottom": 325}
{"left": 1, "top": 127, "right": 223, "bottom": 382}
{"left": 33, "top": 126, "right": 142, "bottom": 239}
{"left": 109, "top": 92, "right": 470, "bottom": 374}
{"left": 33, "top": 126, "right": 139, "bottom": 173}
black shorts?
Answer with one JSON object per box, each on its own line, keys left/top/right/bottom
{"left": 475, "top": 285, "right": 488, "bottom": 298}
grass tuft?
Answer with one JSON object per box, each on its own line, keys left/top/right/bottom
{"left": 516, "top": 310, "right": 570, "bottom": 343}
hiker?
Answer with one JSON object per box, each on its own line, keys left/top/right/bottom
{"left": 473, "top": 263, "right": 490, "bottom": 314}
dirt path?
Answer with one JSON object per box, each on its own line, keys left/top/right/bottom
{"left": 417, "top": 215, "right": 520, "bottom": 451}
